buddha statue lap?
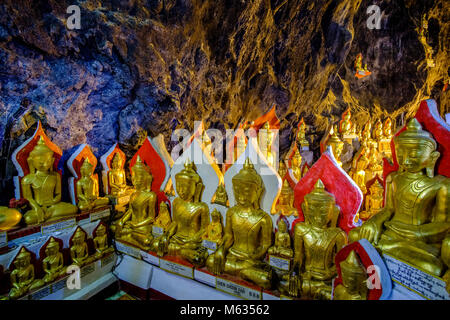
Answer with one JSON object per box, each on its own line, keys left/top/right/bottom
{"left": 206, "top": 159, "right": 274, "bottom": 289}
{"left": 22, "top": 137, "right": 78, "bottom": 225}
{"left": 42, "top": 237, "right": 66, "bottom": 283}
{"left": 9, "top": 248, "right": 44, "bottom": 299}
{"left": 153, "top": 160, "right": 210, "bottom": 267}
{"left": 334, "top": 250, "right": 368, "bottom": 300}
{"left": 349, "top": 119, "right": 450, "bottom": 278}
{"left": 115, "top": 156, "right": 157, "bottom": 251}
{"left": 77, "top": 158, "right": 110, "bottom": 211}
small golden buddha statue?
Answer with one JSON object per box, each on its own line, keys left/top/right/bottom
{"left": 349, "top": 119, "right": 450, "bottom": 277}
{"left": 291, "top": 149, "right": 303, "bottom": 180}
{"left": 360, "top": 123, "right": 373, "bottom": 147}
{"left": 383, "top": 118, "right": 393, "bottom": 140}
{"left": 351, "top": 152, "right": 370, "bottom": 194}
{"left": 379, "top": 118, "right": 393, "bottom": 158}
{"left": 77, "top": 158, "right": 110, "bottom": 211}
{"left": 116, "top": 156, "right": 157, "bottom": 251}
{"left": 42, "top": 237, "right": 66, "bottom": 283}
{"left": 278, "top": 161, "right": 287, "bottom": 179}
{"left": 93, "top": 224, "right": 114, "bottom": 259}
{"left": 334, "top": 250, "right": 368, "bottom": 300}
{"left": 154, "top": 202, "right": 172, "bottom": 231}
{"left": 275, "top": 179, "right": 298, "bottom": 216}
{"left": 153, "top": 160, "right": 210, "bottom": 267}
{"left": 326, "top": 126, "right": 344, "bottom": 167}
{"left": 22, "top": 136, "right": 78, "bottom": 225}
{"left": 360, "top": 179, "right": 384, "bottom": 220}
{"left": 373, "top": 120, "right": 384, "bottom": 141}
{"left": 206, "top": 159, "right": 274, "bottom": 289}
{"left": 70, "top": 228, "right": 94, "bottom": 267}
{"left": 365, "top": 142, "right": 383, "bottom": 183}
{"left": 296, "top": 118, "right": 309, "bottom": 149}
{"left": 9, "top": 247, "right": 44, "bottom": 299}
{"left": 339, "top": 109, "right": 353, "bottom": 136}
{"left": 108, "top": 153, "right": 132, "bottom": 196}
{"left": 202, "top": 209, "right": 223, "bottom": 245}
{"left": 288, "top": 179, "right": 347, "bottom": 299}
{"left": 268, "top": 219, "right": 293, "bottom": 259}
{"left": 0, "top": 206, "right": 22, "bottom": 231}
{"left": 212, "top": 182, "right": 229, "bottom": 207}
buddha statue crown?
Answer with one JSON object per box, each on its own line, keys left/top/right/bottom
{"left": 16, "top": 247, "right": 31, "bottom": 260}
{"left": 73, "top": 228, "right": 86, "bottom": 240}
{"left": 394, "top": 118, "right": 437, "bottom": 150}
{"left": 304, "top": 179, "right": 335, "bottom": 204}
{"left": 175, "top": 159, "right": 201, "bottom": 184}
{"left": 132, "top": 155, "right": 152, "bottom": 176}
{"left": 340, "top": 250, "right": 365, "bottom": 275}
{"left": 46, "top": 237, "right": 60, "bottom": 249}
{"left": 81, "top": 158, "right": 94, "bottom": 173}
{"left": 97, "top": 223, "right": 106, "bottom": 232}
{"left": 232, "top": 158, "right": 263, "bottom": 190}
{"left": 30, "top": 136, "right": 53, "bottom": 156}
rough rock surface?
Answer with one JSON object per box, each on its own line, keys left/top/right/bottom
{"left": 0, "top": 0, "right": 448, "bottom": 203}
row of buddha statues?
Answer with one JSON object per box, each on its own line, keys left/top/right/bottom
{"left": 1, "top": 224, "right": 113, "bottom": 300}
{"left": 0, "top": 99, "right": 449, "bottom": 300}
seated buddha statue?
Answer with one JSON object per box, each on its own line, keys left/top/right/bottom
{"left": 379, "top": 118, "right": 393, "bottom": 158}
{"left": 9, "top": 247, "right": 44, "bottom": 299}
{"left": 42, "top": 237, "right": 66, "bottom": 283}
{"left": 108, "top": 153, "right": 132, "bottom": 196}
{"left": 275, "top": 179, "right": 298, "bottom": 216}
{"left": 153, "top": 160, "right": 210, "bottom": 267}
{"left": 212, "top": 183, "right": 229, "bottom": 207}
{"left": 76, "top": 158, "right": 110, "bottom": 211}
{"left": 373, "top": 120, "right": 384, "bottom": 141}
{"left": 116, "top": 156, "right": 157, "bottom": 251}
{"left": 22, "top": 137, "right": 78, "bottom": 225}
{"left": 339, "top": 109, "right": 353, "bottom": 136}
{"left": 334, "top": 250, "right": 368, "bottom": 300}
{"left": 202, "top": 209, "right": 224, "bottom": 245}
{"left": 154, "top": 202, "right": 172, "bottom": 231}
{"left": 268, "top": 219, "right": 293, "bottom": 259}
{"left": 326, "top": 127, "right": 344, "bottom": 167}
{"left": 365, "top": 142, "right": 383, "bottom": 185}
{"left": 288, "top": 180, "right": 347, "bottom": 299}
{"left": 296, "top": 119, "right": 309, "bottom": 149}
{"left": 291, "top": 149, "right": 303, "bottom": 181}
{"left": 0, "top": 206, "right": 22, "bottom": 231}
{"left": 349, "top": 119, "right": 450, "bottom": 277}
{"left": 70, "top": 228, "right": 94, "bottom": 267}
{"left": 360, "top": 179, "right": 384, "bottom": 220}
{"left": 206, "top": 159, "right": 274, "bottom": 289}
{"left": 360, "top": 123, "right": 373, "bottom": 147}
{"left": 351, "top": 152, "right": 370, "bottom": 194}
{"left": 93, "top": 224, "right": 114, "bottom": 259}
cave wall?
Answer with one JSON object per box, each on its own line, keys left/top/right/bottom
{"left": 0, "top": 0, "right": 448, "bottom": 202}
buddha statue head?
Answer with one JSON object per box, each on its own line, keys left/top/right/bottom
{"left": 28, "top": 136, "right": 54, "bottom": 173}
{"left": 327, "top": 126, "right": 344, "bottom": 160}
{"left": 14, "top": 247, "right": 32, "bottom": 270}
{"left": 394, "top": 118, "right": 439, "bottom": 178}
{"left": 339, "top": 250, "right": 367, "bottom": 296}
{"left": 45, "top": 237, "right": 60, "bottom": 257}
{"left": 277, "top": 217, "right": 288, "bottom": 233}
{"left": 291, "top": 149, "right": 302, "bottom": 168}
{"left": 111, "top": 153, "right": 123, "bottom": 170}
{"left": 175, "top": 159, "right": 203, "bottom": 202}
{"left": 302, "top": 179, "right": 339, "bottom": 228}
{"left": 80, "top": 158, "right": 94, "bottom": 178}
{"left": 278, "top": 179, "right": 294, "bottom": 207}
{"left": 232, "top": 158, "right": 264, "bottom": 209}
{"left": 131, "top": 156, "right": 153, "bottom": 191}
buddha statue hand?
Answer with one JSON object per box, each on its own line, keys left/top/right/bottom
{"left": 352, "top": 215, "right": 385, "bottom": 245}
{"left": 210, "top": 246, "right": 225, "bottom": 275}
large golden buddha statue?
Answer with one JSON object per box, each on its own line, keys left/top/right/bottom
{"left": 0, "top": 207, "right": 22, "bottom": 231}
{"left": 288, "top": 180, "right": 347, "bottom": 299}
{"left": 206, "top": 159, "right": 274, "bottom": 289}
{"left": 76, "top": 158, "right": 110, "bottom": 211}
{"left": 108, "top": 153, "right": 132, "bottom": 196}
{"left": 116, "top": 156, "right": 157, "bottom": 251}
{"left": 22, "top": 137, "right": 78, "bottom": 225}
{"left": 153, "top": 160, "right": 210, "bottom": 267}
{"left": 349, "top": 119, "right": 450, "bottom": 277}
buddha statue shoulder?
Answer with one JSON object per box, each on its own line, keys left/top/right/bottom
{"left": 9, "top": 247, "right": 44, "bottom": 299}
{"left": 22, "top": 137, "right": 78, "bottom": 225}
{"left": 288, "top": 179, "right": 347, "bottom": 299}
{"left": 42, "top": 237, "right": 66, "bottom": 283}
{"left": 334, "top": 250, "right": 368, "bottom": 300}
{"left": 116, "top": 156, "right": 157, "bottom": 251}
{"left": 349, "top": 119, "right": 450, "bottom": 277}
{"left": 206, "top": 159, "right": 274, "bottom": 289}
{"left": 108, "top": 153, "right": 132, "bottom": 196}
{"left": 153, "top": 160, "right": 210, "bottom": 267}
{"left": 76, "top": 158, "right": 110, "bottom": 211}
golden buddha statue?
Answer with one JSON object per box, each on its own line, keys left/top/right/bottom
{"left": 116, "top": 156, "right": 157, "bottom": 251}
{"left": 206, "top": 159, "right": 274, "bottom": 289}
{"left": 70, "top": 228, "right": 94, "bottom": 267}
{"left": 212, "top": 182, "right": 229, "bottom": 207}
{"left": 351, "top": 151, "right": 370, "bottom": 194}
{"left": 108, "top": 153, "right": 132, "bottom": 196}
{"left": 76, "top": 158, "right": 110, "bottom": 211}
{"left": 268, "top": 219, "right": 293, "bottom": 259}
{"left": 0, "top": 206, "right": 22, "bottom": 231}
{"left": 275, "top": 179, "right": 298, "bottom": 216}
{"left": 339, "top": 109, "right": 354, "bottom": 136}
{"left": 326, "top": 126, "right": 344, "bottom": 167}
{"left": 349, "top": 119, "right": 450, "bottom": 277}
{"left": 42, "top": 237, "right": 66, "bottom": 283}
{"left": 278, "top": 161, "right": 287, "bottom": 179}
{"left": 334, "top": 250, "right": 368, "bottom": 300}
{"left": 360, "top": 122, "right": 373, "bottom": 147}
{"left": 379, "top": 118, "right": 393, "bottom": 158}
{"left": 365, "top": 142, "right": 383, "bottom": 183}
{"left": 9, "top": 247, "right": 44, "bottom": 299}
{"left": 153, "top": 160, "right": 210, "bottom": 267}
{"left": 154, "top": 202, "right": 172, "bottom": 231}
{"left": 202, "top": 209, "right": 223, "bottom": 245}
{"left": 22, "top": 136, "right": 78, "bottom": 225}
{"left": 442, "top": 233, "right": 450, "bottom": 293}
{"left": 373, "top": 120, "right": 384, "bottom": 141}
{"left": 291, "top": 149, "right": 303, "bottom": 181}
{"left": 288, "top": 180, "right": 347, "bottom": 299}
{"left": 93, "top": 224, "right": 114, "bottom": 259}
{"left": 296, "top": 118, "right": 309, "bottom": 149}
{"left": 360, "top": 179, "right": 384, "bottom": 220}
